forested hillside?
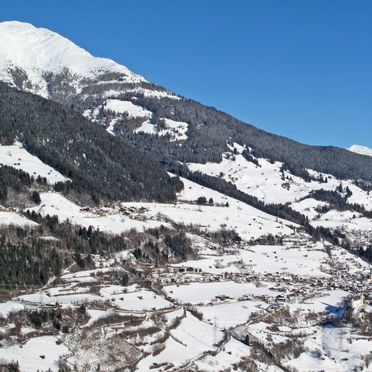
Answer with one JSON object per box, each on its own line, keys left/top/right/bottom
{"left": 116, "top": 95, "right": 372, "bottom": 182}
{"left": 0, "top": 83, "right": 183, "bottom": 203}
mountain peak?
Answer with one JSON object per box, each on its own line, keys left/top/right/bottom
{"left": 348, "top": 144, "right": 372, "bottom": 157}
{"left": 0, "top": 20, "right": 144, "bottom": 96}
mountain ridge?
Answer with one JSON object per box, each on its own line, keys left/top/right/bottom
{"left": 0, "top": 20, "right": 145, "bottom": 97}
{"left": 0, "top": 81, "right": 182, "bottom": 203}
{"left": 1, "top": 21, "right": 371, "bottom": 185}
{"left": 348, "top": 144, "right": 372, "bottom": 157}
{"left": 0, "top": 20, "right": 371, "bottom": 372}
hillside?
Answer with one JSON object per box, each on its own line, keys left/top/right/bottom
{"left": 0, "top": 82, "right": 182, "bottom": 203}
{"left": 0, "top": 20, "right": 371, "bottom": 372}
{"left": 1, "top": 22, "right": 371, "bottom": 184}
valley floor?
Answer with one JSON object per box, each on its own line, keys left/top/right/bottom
{"left": 0, "top": 205, "right": 370, "bottom": 371}
{"left": 0, "top": 151, "right": 371, "bottom": 371}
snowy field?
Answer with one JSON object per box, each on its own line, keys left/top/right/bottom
{"left": 173, "top": 240, "right": 331, "bottom": 277}
{"left": 123, "top": 177, "right": 296, "bottom": 240}
{"left": 13, "top": 280, "right": 173, "bottom": 313}
{"left": 193, "top": 337, "right": 252, "bottom": 372}
{"left": 27, "top": 176, "right": 295, "bottom": 240}
{"left": 187, "top": 143, "right": 372, "bottom": 210}
{"left": 103, "top": 99, "right": 152, "bottom": 118}
{"left": 99, "top": 287, "right": 173, "bottom": 312}
{"left": 27, "top": 192, "right": 167, "bottom": 234}
{"left": 164, "top": 281, "right": 279, "bottom": 305}
{"left": 135, "top": 117, "right": 189, "bottom": 141}
{"left": 286, "top": 323, "right": 372, "bottom": 372}
{"left": 137, "top": 313, "right": 224, "bottom": 370}
{"left": 0, "top": 335, "right": 68, "bottom": 372}
{"left": 0, "top": 211, "right": 38, "bottom": 228}
{"left": 0, "top": 143, "right": 69, "bottom": 184}
{"left": 196, "top": 300, "right": 267, "bottom": 328}
{"left": 0, "top": 301, "right": 26, "bottom": 318}
{"left": 289, "top": 289, "right": 350, "bottom": 314}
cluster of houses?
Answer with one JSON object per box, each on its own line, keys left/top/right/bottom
{"left": 79, "top": 205, "right": 149, "bottom": 218}
{"left": 147, "top": 257, "right": 371, "bottom": 314}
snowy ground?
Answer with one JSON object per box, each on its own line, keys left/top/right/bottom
{"left": 0, "top": 143, "right": 69, "bottom": 184}
{"left": 0, "top": 336, "right": 68, "bottom": 372}
{"left": 0, "top": 211, "right": 38, "bottom": 228}
{"left": 136, "top": 312, "right": 224, "bottom": 370}
{"left": 27, "top": 176, "right": 295, "bottom": 240}
{"left": 27, "top": 191, "right": 167, "bottom": 234}
{"left": 103, "top": 99, "right": 152, "bottom": 118}
{"left": 163, "top": 281, "right": 279, "bottom": 305}
{"left": 196, "top": 300, "right": 267, "bottom": 328}
{"left": 173, "top": 241, "right": 331, "bottom": 278}
{"left": 0, "top": 133, "right": 370, "bottom": 371}
{"left": 193, "top": 336, "right": 251, "bottom": 371}
{"left": 188, "top": 143, "right": 372, "bottom": 211}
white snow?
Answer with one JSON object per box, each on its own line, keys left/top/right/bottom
{"left": 61, "top": 268, "right": 115, "bottom": 283}
{"left": 348, "top": 144, "right": 372, "bottom": 157}
{"left": 135, "top": 117, "right": 189, "bottom": 141}
{"left": 196, "top": 300, "right": 267, "bottom": 328}
{"left": 174, "top": 242, "right": 330, "bottom": 278}
{"left": 0, "top": 143, "right": 69, "bottom": 184}
{"left": 83, "top": 309, "right": 114, "bottom": 328}
{"left": 0, "top": 211, "right": 37, "bottom": 228}
{"left": 134, "top": 119, "right": 158, "bottom": 135}
{"left": 0, "top": 335, "right": 69, "bottom": 372}
{"left": 18, "top": 291, "right": 101, "bottom": 306}
{"left": 157, "top": 118, "right": 188, "bottom": 141}
{"left": 127, "top": 87, "right": 180, "bottom": 100}
{"left": 123, "top": 176, "right": 296, "bottom": 240}
{"left": 104, "top": 99, "right": 152, "bottom": 118}
{"left": 287, "top": 323, "right": 372, "bottom": 372}
{"left": 137, "top": 312, "right": 224, "bottom": 370}
{"left": 194, "top": 337, "right": 251, "bottom": 372}
{"left": 27, "top": 191, "right": 167, "bottom": 234}
{"left": 311, "top": 209, "right": 372, "bottom": 232}
{"left": 27, "top": 175, "right": 295, "bottom": 241}
{"left": 0, "top": 21, "right": 144, "bottom": 97}
{"left": 164, "top": 281, "right": 279, "bottom": 305}
{"left": 99, "top": 287, "right": 173, "bottom": 312}
{"left": 286, "top": 350, "right": 339, "bottom": 372}
{"left": 188, "top": 146, "right": 372, "bottom": 207}
{"left": 188, "top": 152, "right": 315, "bottom": 204}
{"left": 0, "top": 301, "right": 25, "bottom": 318}
{"left": 289, "top": 289, "right": 349, "bottom": 314}
{"left": 347, "top": 183, "right": 372, "bottom": 211}
{"left": 291, "top": 198, "right": 329, "bottom": 219}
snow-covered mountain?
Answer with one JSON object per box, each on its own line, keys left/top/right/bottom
{"left": 0, "top": 20, "right": 371, "bottom": 259}
{"left": 0, "top": 21, "right": 371, "bottom": 372}
{"left": 0, "top": 21, "right": 144, "bottom": 96}
{"left": 0, "top": 21, "right": 371, "bottom": 180}
{"left": 348, "top": 144, "right": 372, "bottom": 157}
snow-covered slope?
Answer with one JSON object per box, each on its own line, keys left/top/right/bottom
{"left": 0, "top": 124, "right": 369, "bottom": 372}
{"left": 0, "top": 21, "right": 144, "bottom": 97}
{"left": 0, "top": 20, "right": 181, "bottom": 141}
{"left": 348, "top": 144, "right": 372, "bottom": 157}
{"left": 26, "top": 176, "right": 295, "bottom": 240}
{"left": 189, "top": 142, "right": 372, "bottom": 209}
{"left": 0, "top": 142, "right": 69, "bottom": 184}
{"left": 0, "top": 21, "right": 371, "bottom": 372}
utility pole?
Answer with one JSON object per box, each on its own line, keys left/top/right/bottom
{"left": 213, "top": 316, "right": 217, "bottom": 345}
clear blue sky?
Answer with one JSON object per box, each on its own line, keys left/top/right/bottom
{"left": 2, "top": 0, "right": 371, "bottom": 148}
